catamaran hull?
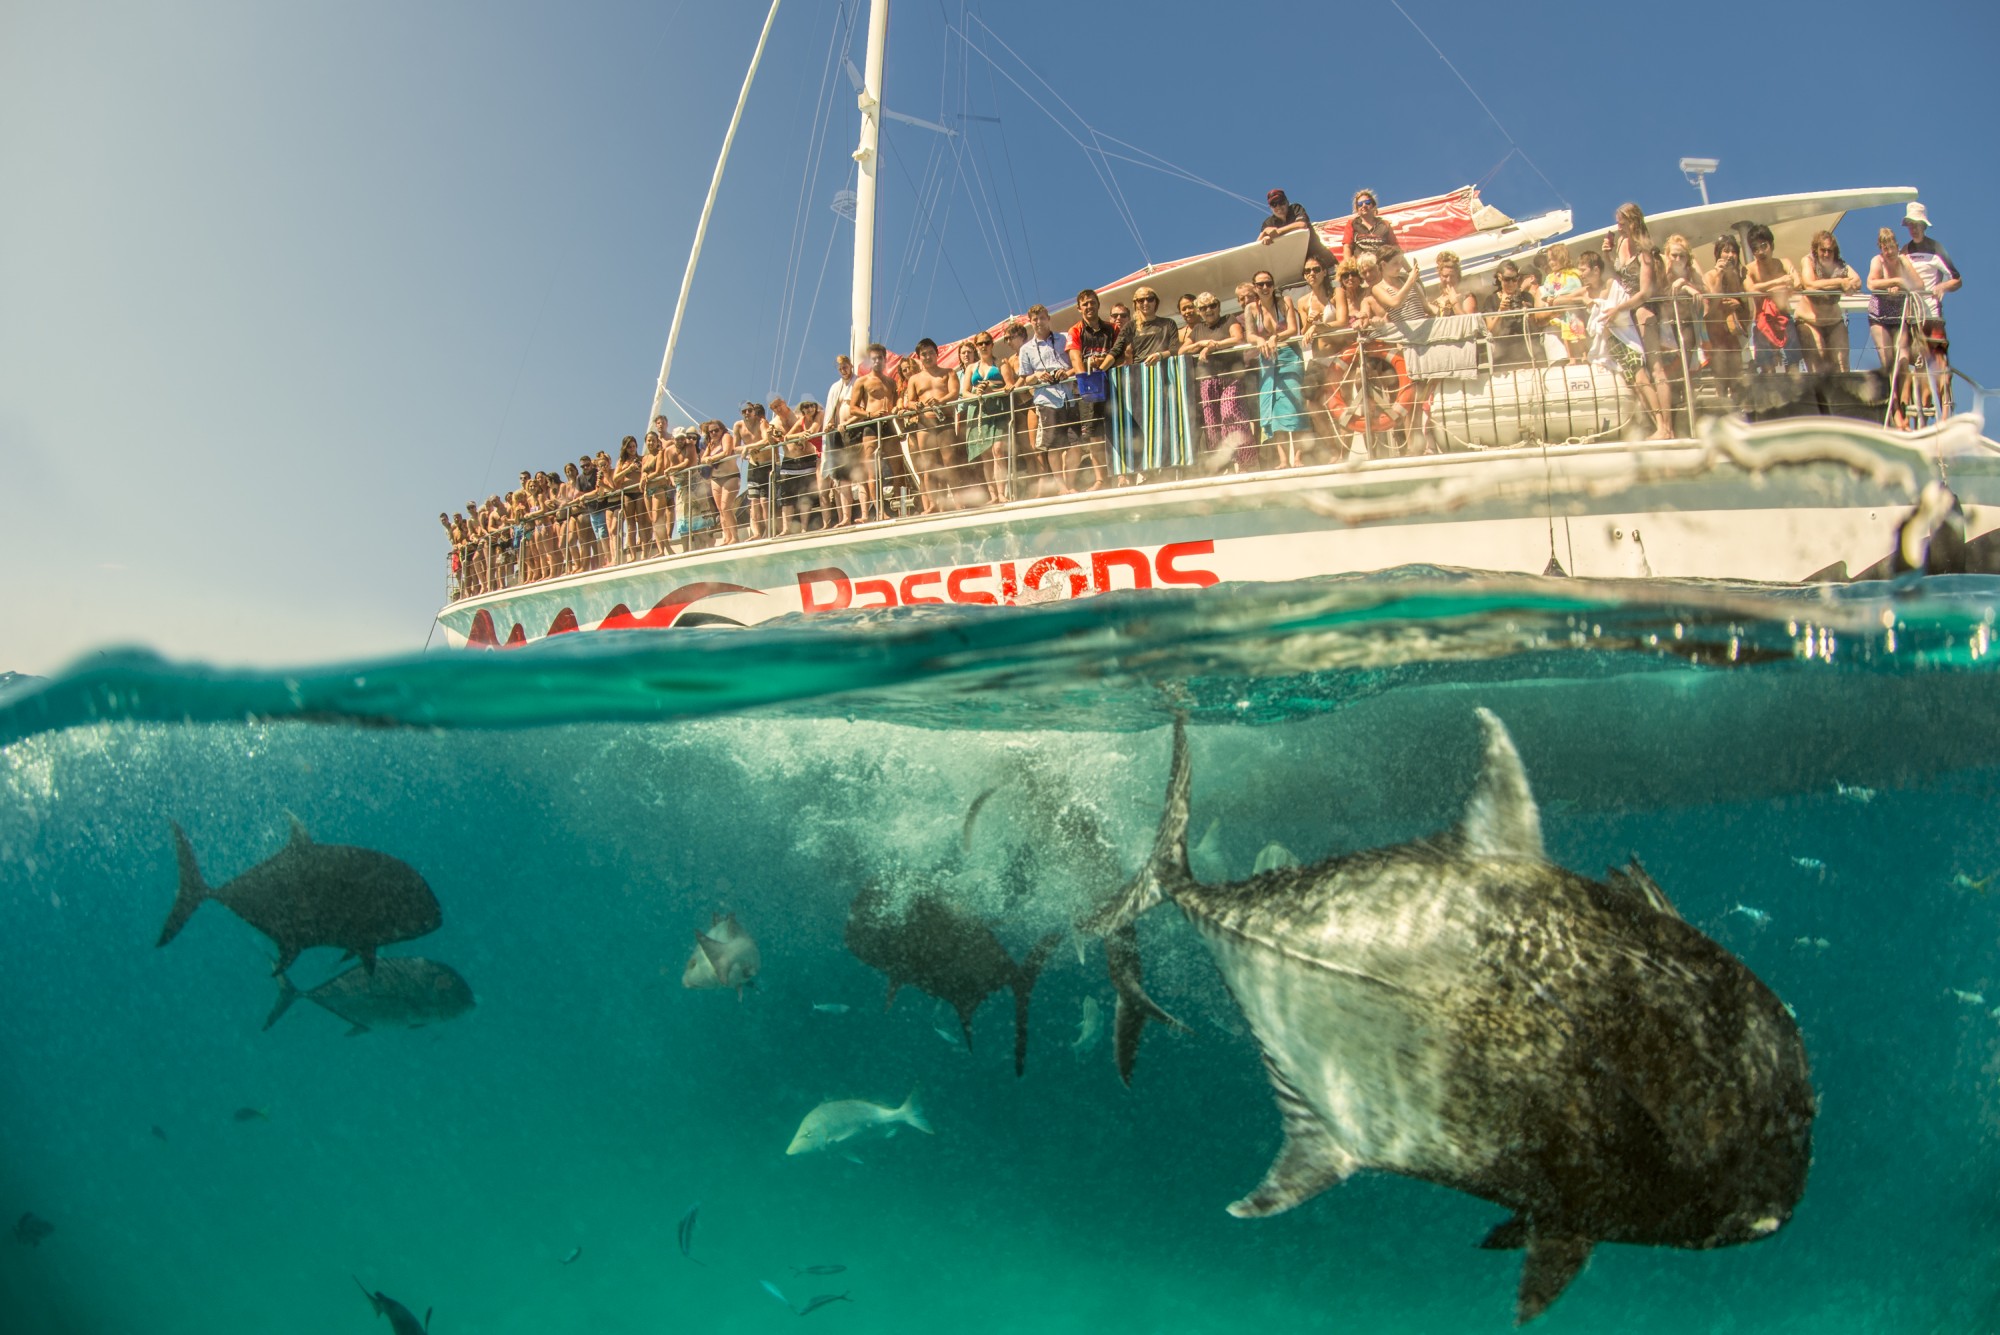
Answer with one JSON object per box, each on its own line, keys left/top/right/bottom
{"left": 434, "top": 423, "right": 1998, "bottom": 648}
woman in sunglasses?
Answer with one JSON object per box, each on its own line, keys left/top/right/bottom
{"left": 1792, "top": 230, "right": 1860, "bottom": 374}
{"left": 1183, "top": 291, "right": 1248, "bottom": 474}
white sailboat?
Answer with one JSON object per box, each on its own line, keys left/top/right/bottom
{"left": 435, "top": 3, "right": 1993, "bottom": 647}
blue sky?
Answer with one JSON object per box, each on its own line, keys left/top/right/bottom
{"left": 3, "top": 0, "right": 1994, "bottom": 674}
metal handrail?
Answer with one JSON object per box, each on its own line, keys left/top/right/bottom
{"left": 444, "top": 314, "right": 1973, "bottom": 599}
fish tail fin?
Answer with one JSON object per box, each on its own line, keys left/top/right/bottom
{"left": 896, "top": 1087, "right": 934, "bottom": 1136}
{"left": 263, "top": 973, "right": 302, "bottom": 1031}
{"left": 1007, "top": 930, "right": 1063, "bottom": 1077}
{"left": 1080, "top": 716, "right": 1195, "bottom": 939}
{"left": 1107, "top": 922, "right": 1188, "bottom": 1087}
{"left": 157, "top": 822, "right": 210, "bottom": 947}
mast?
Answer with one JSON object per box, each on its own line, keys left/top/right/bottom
{"left": 848, "top": 0, "right": 889, "bottom": 362}
{"left": 649, "top": 0, "right": 784, "bottom": 430}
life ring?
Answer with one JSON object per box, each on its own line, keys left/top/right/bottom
{"left": 1323, "top": 341, "right": 1415, "bottom": 433}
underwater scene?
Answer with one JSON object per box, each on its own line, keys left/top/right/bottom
{"left": 5, "top": 570, "right": 2000, "bottom": 1335}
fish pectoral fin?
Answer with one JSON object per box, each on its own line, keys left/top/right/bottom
{"left": 1227, "top": 1059, "right": 1356, "bottom": 1218}
{"left": 1478, "top": 1213, "right": 1529, "bottom": 1250}
{"left": 285, "top": 811, "right": 312, "bottom": 849}
{"left": 1515, "top": 1233, "right": 1593, "bottom": 1326}
{"left": 1603, "top": 856, "right": 1683, "bottom": 922}
{"left": 1107, "top": 923, "right": 1188, "bottom": 1087}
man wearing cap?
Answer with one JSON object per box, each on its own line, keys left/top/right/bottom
{"left": 1902, "top": 202, "right": 1961, "bottom": 416}
{"left": 1259, "top": 189, "right": 1336, "bottom": 273}
{"left": 1339, "top": 188, "right": 1399, "bottom": 263}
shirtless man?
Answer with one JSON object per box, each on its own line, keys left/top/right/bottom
{"left": 899, "top": 337, "right": 960, "bottom": 513}
{"left": 1742, "top": 223, "right": 1799, "bottom": 372}
{"left": 846, "top": 344, "right": 899, "bottom": 521}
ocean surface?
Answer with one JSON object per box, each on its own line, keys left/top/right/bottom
{"left": 4, "top": 569, "right": 1999, "bottom": 1334}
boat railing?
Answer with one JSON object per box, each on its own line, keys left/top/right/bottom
{"left": 441, "top": 303, "right": 1966, "bottom": 603}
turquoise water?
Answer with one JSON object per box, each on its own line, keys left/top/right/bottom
{"left": 5, "top": 571, "right": 2000, "bottom": 1334}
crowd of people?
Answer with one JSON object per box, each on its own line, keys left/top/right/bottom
{"left": 444, "top": 190, "right": 1963, "bottom": 597}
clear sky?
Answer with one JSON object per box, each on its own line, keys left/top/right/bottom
{"left": 3, "top": 0, "right": 1994, "bottom": 675}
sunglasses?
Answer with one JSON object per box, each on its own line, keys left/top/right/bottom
{"left": 1302, "top": 266, "right": 1323, "bottom": 274}
{"left": 1254, "top": 279, "right": 1274, "bottom": 287}
{"left": 1136, "top": 295, "right": 1159, "bottom": 302}
{"left": 1197, "top": 301, "right": 1220, "bottom": 310}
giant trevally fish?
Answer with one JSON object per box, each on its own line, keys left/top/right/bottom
{"left": 159, "top": 818, "right": 441, "bottom": 975}
{"left": 264, "top": 957, "right": 475, "bottom": 1034}
{"left": 845, "top": 884, "right": 1060, "bottom": 1076}
{"left": 1088, "top": 711, "right": 1816, "bottom": 1325}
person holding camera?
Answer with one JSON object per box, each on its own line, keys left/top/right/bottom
{"left": 1482, "top": 259, "right": 1541, "bottom": 371}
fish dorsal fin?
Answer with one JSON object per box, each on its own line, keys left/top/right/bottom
{"left": 1604, "top": 856, "right": 1683, "bottom": 921}
{"left": 285, "top": 812, "right": 312, "bottom": 849}
{"left": 1516, "top": 1232, "right": 1594, "bottom": 1325}
{"left": 1226, "top": 1055, "right": 1357, "bottom": 1218}
{"left": 1457, "top": 709, "right": 1544, "bottom": 861}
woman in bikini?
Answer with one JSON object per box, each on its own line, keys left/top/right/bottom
{"left": 606, "top": 436, "right": 643, "bottom": 564}
{"left": 704, "top": 418, "right": 742, "bottom": 545}
{"left": 1792, "top": 230, "right": 1860, "bottom": 374}
{"left": 1659, "top": 234, "right": 1709, "bottom": 388}
{"left": 1242, "top": 270, "right": 1304, "bottom": 470}
{"left": 775, "top": 399, "right": 823, "bottom": 535}
{"left": 1430, "top": 251, "right": 1479, "bottom": 316}
{"left": 960, "top": 334, "right": 1014, "bottom": 506}
{"left": 1701, "top": 235, "right": 1750, "bottom": 402}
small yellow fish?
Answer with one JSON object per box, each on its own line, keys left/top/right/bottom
{"left": 1950, "top": 871, "right": 1998, "bottom": 894}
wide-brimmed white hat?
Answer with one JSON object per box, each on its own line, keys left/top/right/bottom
{"left": 1904, "top": 201, "right": 1932, "bottom": 226}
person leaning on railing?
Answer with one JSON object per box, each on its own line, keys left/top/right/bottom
{"left": 1701, "top": 235, "right": 1750, "bottom": 402}
{"left": 702, "top": 418, "right": 741, "bottom": 545}
{"left": 1184, "top": 291, "right": 1248, "bottom": 474}
{"left": 1015, "top": 304, "right": 1074, "bottom": 499}
{"left": 1867, "top": 225, "right": 1929, "bottom": 429}
{"left": 775, "top": 399, "right": 823, "bottom": 535}
{"left": 1793, "top": 230, "right": 1861, "bottom": 376}
{"left": 1244, "top": 268, "right": 1306, "bottom": 470}
{"left": 960, "top": 334, "right": 1015, "bottom": 507}
{"left": 1119, "top": 286, "right": 1191, "bottom": 480}
{"left": 608, "top": 436, "right": 643, "bottom": 565}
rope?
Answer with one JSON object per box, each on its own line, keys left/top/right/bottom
{"left": 769, "top": 2, "right": 859, "bottom": 394}
{"left": 1386, "top": 0, "right": 1567, "bottom": 209}
{"left": 960, "top": 17, "right": 1149, "bottom": 264}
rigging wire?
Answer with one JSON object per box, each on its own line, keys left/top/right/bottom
{"left": 782, "top": 174, "right": 852, "bottom": 396}
{"left": 481, "top": 0, "right": 694, "bottom": 492}
{"left": 1385, "top": 0, "right": 1567, "bottom": 207}
{"left": 980, "top": 54, "right": 1040, "bottom": 301}
{"left": 961, "top": 16, "right": 1148, "bottom": 262}
{"left": 769, "top": 2, "right": 857, "bottom": 395}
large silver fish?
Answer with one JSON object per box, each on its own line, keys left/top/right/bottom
{"left": 159, "top": 818, "right": 441, "bottom": 975}
{"left": 264, "top": 957, "right": 474, "bottom": 1035}
{"left": 1089, "top": 711, "right": 1816, "bottom": 1325}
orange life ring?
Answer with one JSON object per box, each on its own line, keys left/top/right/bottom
{"left": 1323, "top": 341, "right": 1415, "bottom": 433}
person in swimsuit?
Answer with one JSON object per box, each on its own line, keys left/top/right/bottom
{"left": 1600, "top": 209, "right": 1677, "bottom": 439}
{"left": 1430, "top": 252, "right": 1479, "bottom": 317}
{"left": 1742, "top": 223, "right": 1799, "bottom": 374}
{"left": 701, "top": 419, "right": 741, "bottom": 545}
{"left": 1701, "top": 235, "right": 1750, "bottom": 402}
{"left": 961, "top": 334, "right": 1014, "bottom": 506}
{"left": 1867, "top": 226, "right": 1927, "bottom": 427}
{"left": 1659, "top": 235, "right": 1710, "bottom": 387}
{"left": 772, "top": 399, "right": 822, "bottom": 536}
{"left": 1792, "top": 230, "right": 1860, "bottom": 374}
{"left": 846, "top": 347, "right": 898, "bottom": 520}
{"left": 899, "top": 338, "right": 960, "bottom": 513}
{"left": 732, "top": 403, "right": 775, "bottom": 541}
{"left": 1243, "top": 269, "right": 1304, "bottom": 469}
{"left": 607, "top": 436, "right": 643, "bottom": 563}
{"left": 1580, "top": 251, "right": 1674, "bottom": 440}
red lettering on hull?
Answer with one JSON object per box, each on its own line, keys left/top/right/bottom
{"left": 797, "top": 540, "right": 1218, "bottom": 614}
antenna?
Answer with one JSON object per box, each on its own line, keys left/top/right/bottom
{"left": 1679, "top": 157, "right": 1719, "bottom": 206}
